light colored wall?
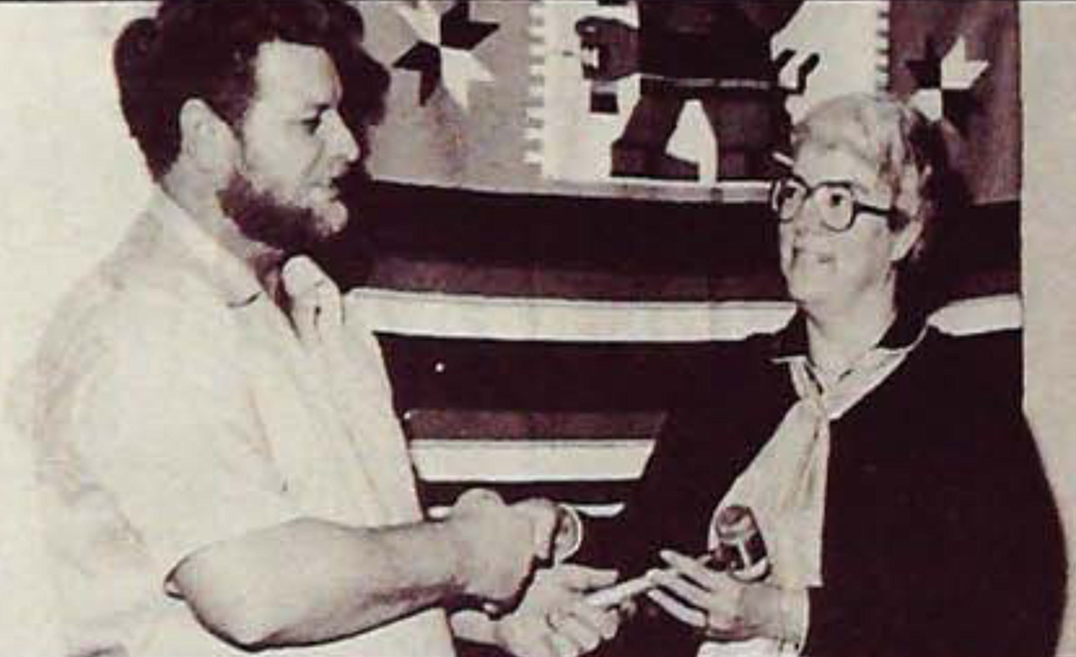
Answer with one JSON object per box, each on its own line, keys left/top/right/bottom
{"left": 0, "top": 3, "right": 153, "bottom": 379}
{"left": 1022, "top": 5, "right": 1076, "bottom": 654}
{"left": 0, "top": 4, "right": 151, "bottom": 651}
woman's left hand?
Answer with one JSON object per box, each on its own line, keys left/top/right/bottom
{"left": 645, "top": 549, "right": 764, "bottom": 641}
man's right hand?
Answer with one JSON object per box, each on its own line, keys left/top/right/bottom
{"left": 451, "top": 564, "right": 624, "bottom": 657}
{"left": 447, "top": 489, "right": 559, "bottom": 604}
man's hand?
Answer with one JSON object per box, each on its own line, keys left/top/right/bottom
{"left": 446, "top": 490, "right": 559, "bottom": 604}
{"left": 452, "top": 564, "right": 625, "bottom": 657}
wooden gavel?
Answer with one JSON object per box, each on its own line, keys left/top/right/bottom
{"left": 584, "top": 505, "right": 769, "bottom": 607}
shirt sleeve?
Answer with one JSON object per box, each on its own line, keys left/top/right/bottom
{"left": 59, "top": 305, "right": 304, "bottom": 592}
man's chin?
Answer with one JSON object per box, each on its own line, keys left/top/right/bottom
{"left": 220, "top": 175, "right": 353, "bottom": 255}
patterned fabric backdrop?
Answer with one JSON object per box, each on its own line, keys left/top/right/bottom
{"left": 313, "top": 1, "right": 1024, "bottom": 526}
{"left": 321, "top": 1, "right": 1020, "bottom": 304}
{"left": 350, "top": 1, "right": 1017, "bottom": 201}
{"left": 889, "top": 1, "right": 1020, "bottom": 204}
{"left": 357, "top": 1, "right": 890, "bottom": 198}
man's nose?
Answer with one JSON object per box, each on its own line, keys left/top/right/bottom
{"left": 326, "top": 111, "right": 360, "bottom": 164}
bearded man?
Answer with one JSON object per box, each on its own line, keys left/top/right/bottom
{"left": 20, "top": 2, "right": 619, "bottom": 656}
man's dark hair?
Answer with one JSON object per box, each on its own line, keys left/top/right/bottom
{"left": 114, "top": 0, "right": 389, "bottom": 180}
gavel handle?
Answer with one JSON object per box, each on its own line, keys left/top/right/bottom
{"left": 584, "top": 574, "right": 655, "bottom": 607}
{"left": 584, "top": 553, "right": 720, "bottom": 607}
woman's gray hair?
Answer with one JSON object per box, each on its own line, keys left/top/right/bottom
{"left": 791, "top": 93, "right": 950, "bottom": 265}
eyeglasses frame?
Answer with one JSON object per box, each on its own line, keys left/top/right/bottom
{"left": 769, "top": 173, "right": 894, "bottom": 233}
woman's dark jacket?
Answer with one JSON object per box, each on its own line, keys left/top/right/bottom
{"left": 580, "top": 317, "right": 1066, "bottom": 657}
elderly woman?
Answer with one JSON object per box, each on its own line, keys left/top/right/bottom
{"left": 580, "top": 93, "right": 1065, "bottom": 657}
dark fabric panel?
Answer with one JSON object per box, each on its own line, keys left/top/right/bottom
{"left": 404, "top": 409, "right": 663, "bottom": 442}
{"left": 313, "top": 180, "right": 1019, "bottom": 302}
{"left": 418, "top": 480, "right": 639, "bottom": 510}
{"left": 380, "top": 330, "right": 1022, "bottom": 418}
{"left": 378, "top": 336, "right": 741, "bottom": 415}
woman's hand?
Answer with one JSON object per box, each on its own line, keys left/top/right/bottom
{"left": 646, "top": 550, "right": 806, "bottom": 644}
{"left": 645, "top": 550, "right": 757, "bottom": 640}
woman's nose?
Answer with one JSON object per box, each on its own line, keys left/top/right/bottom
{"left": 790, "top": 196, "right": 827, "bottom": 233}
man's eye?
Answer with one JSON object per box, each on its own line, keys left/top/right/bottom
{"left": 301, "top": 117, "right": 322, "bottom": 132}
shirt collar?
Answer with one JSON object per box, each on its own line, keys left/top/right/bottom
{"left": 147, "top": 188, "right": 265, "bottom": 309}
{"left": 770, "top": 308, "right": 929, "bottom": 364}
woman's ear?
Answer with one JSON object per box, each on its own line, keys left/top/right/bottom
{"left": 177, "top": 98, "right": 238, "bottom": 182}
{"left": 891, "top": 164, "right": 932, "bottom": 264}
{"left": 890, "top": 216, "right": 924, "bottom": 265}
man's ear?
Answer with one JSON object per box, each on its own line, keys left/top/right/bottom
{"left": 178, "top": 98, "right": 237, "bottom": 181}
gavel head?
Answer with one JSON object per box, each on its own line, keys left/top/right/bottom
{"left": 713, "top": 505, "right": 771, "bottom": 582}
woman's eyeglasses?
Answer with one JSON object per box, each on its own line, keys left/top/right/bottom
{"left": 769, "top": 174, "right": 893, "bottom": 233}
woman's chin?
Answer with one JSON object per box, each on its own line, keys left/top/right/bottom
{"left": 785, "top": 274, "right": 836, "bottom": 308}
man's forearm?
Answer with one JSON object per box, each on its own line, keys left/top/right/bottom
{"left": 170, "top": 517, "right": 472, "bottom": 649}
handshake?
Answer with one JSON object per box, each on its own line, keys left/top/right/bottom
{"left": 443, "top": 489, "right": 627, "bottom": 657}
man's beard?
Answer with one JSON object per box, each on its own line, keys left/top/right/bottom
{"left": 219, "top": 173, "right": 337, "bottom": 256}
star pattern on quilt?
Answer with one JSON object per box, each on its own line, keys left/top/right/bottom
{"left": 906, "top": 36, "right": 989, "bottom": 134}
{"left": 394, "top": 1, "right": 498, "bottom": 109}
